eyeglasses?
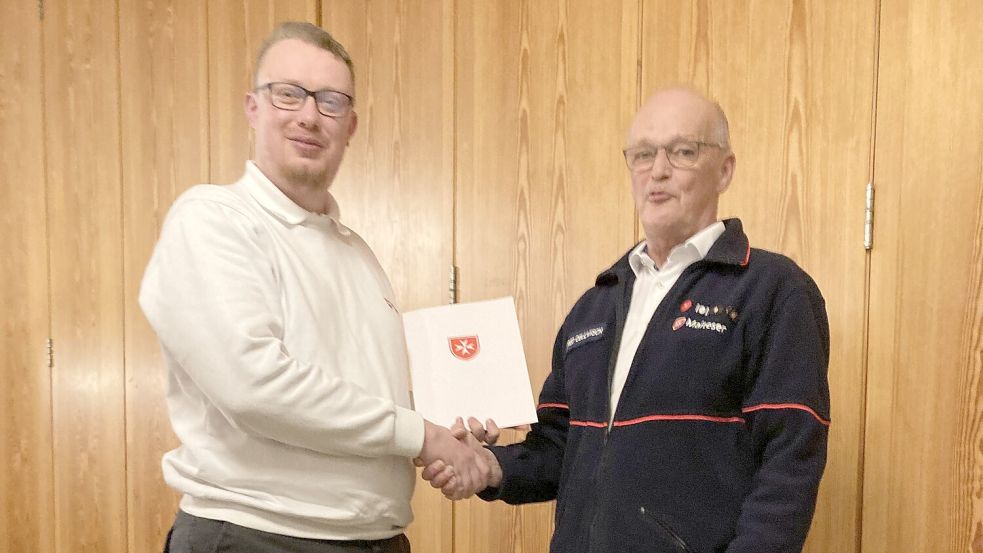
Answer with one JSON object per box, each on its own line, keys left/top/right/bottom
{"left": 255, "top": 82, "right": 354, "bottom": 118}
{"left": 623, "top": 139, "right": 726, "bottom": 172}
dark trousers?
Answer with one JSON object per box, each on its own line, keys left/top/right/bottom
{"left": 164, "top": 510, "right": 412, "bottom": 553}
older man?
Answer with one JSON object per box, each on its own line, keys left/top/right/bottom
{"left": 429, "top": 88, "right": 830, "bottom": 553}
{"left": 140, "top": 22, "right": 487, "bottom": 553}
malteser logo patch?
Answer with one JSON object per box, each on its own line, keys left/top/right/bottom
{"left": 565, "top": 324, "right": 606, "bottom": 354}
{"left": 672, "top": 316, "right": 728, "bottom": 333}
{"left": 674, "top": 299, "right": 739, "bottom": 333}
{"left": 684, "top": 318, "right": 727, "bottom": 333}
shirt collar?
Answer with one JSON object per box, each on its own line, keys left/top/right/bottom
{"left": 627, "top": 242, "right": 657, "bottom": 275}
{"left": 628, "top": 221, "right": 726, "bottom": 276}
{"left": 241, "top": 161, "right": 345, "bottom": 231}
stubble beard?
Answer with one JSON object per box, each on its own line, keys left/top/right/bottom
{"left": 284, "top": 162, "right": 331, "bottom": 190}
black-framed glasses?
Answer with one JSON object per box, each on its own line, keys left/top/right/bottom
{"left": 623, "top": 139, "right": 726, "bottom": 172}
{"left": 255, "top": 82, "right": 354, "bottom": 118}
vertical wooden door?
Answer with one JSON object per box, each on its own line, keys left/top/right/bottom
{"left": 208, "top": 0, "right": 319, "bottom": 185}
{"left": 324, "top": 1, "right": 456, "bottom": 551}
{"left": 640, "top": 2, "right": 876, "bottom": 551}
{"left": 454, "top": 1, "right": 639, "bottom": 551}
{"left": 44, "top": 0, "right": 126, "bottom": 551}
{"left": 0, "top": 2, "right": 53, "bottom": 551}
{"left": 120, "top": 1, "right": 210, "bottom": 551}
{"left": 863, "top": 0, "right": 983, "bottom": 550}
{"left": 122, "top": 1, "right": 317, "bottom": 550}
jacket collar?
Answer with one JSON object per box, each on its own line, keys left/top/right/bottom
{"left": 704, "top": 218, "right": 751, "bottom": 266}
{"left": 595, "top": 218, "right": 750, "bottom": 287}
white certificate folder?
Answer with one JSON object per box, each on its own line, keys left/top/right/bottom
{"left": 403, "top": 296, "right": 538, "bottom": 429}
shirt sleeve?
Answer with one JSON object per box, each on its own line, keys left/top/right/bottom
{"left": 479, "top": 328, "right": 570, "bottom": 504}
{"left": 139, "top": 195, "right": 424, "bottom": 459}
{"left": 726, "top": 280, "right": 831, "bottom": 553}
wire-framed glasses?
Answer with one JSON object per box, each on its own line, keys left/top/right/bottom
{"left": 623, "top": 139, "right": 725, "bottom": 172}
{"left": 255, "top": 82, "right": 354, "bottom": 118}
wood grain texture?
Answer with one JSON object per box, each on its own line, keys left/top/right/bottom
{"left": 641, "top": 2, "right": 875, "bottom": 551}
{"left": 864, "top": 0, "right": 983, "bottom": 550}
{"left": 323, "top": 2, "right": 455, "bottom": 550}
{"left": 16, "top": 2, "right": 983, "bottom": 551}
{"left": 0, "top": 1, "right": 53, "bottom": 551}
{"left": 207, "top": 0, "right": 318, "bottom": 185}
{"left": 43, "top": 0, "right": 127, "bottom": 551}
{"left": 119, "top": 0, "right": 210, "bottom": 550}
{"left": 454, "top": 1, "right": 639, "bottom": 552}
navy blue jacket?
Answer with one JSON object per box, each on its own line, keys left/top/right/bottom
{"left": 481, "top": 219, "right": 830, "bottom": 553}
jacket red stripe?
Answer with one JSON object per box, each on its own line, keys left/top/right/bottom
{"left": 543, "top": 402, "right": 829, "bottom": 427}
{"left": 742, "top": 402, "right": 831, "bottom": 426}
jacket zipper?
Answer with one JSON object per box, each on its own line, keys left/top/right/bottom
{"left": 605, "top": 272, "right": 631, "bottom": 436}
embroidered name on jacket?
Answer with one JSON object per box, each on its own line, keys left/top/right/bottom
{"left": 674, "top": 317, "right": 728, "bottom": 333}
{"left": 565, "top": 324, "right": 605, "bottom": 354}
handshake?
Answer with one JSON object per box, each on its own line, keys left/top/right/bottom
{"left": 415, "top": 417, "right": 506, "bottom": 500}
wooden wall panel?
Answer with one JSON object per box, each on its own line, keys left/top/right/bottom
{"left": 454, "top": 1, "right": 639, "bottom": 551}
{"left": 119, "top": 1, "right": 210, "bottom": 551}
{"left": 18, "top": 2, "right": 983, "bottom": 551}
{"left": 864, "top": 0, "right": 983, "bottom": 550}
{"left": 0, "top": 2, "right": 53, "bottom": 552}
{"left": 323, "top": 2, "right": 455, "bottom": 551}
{"left": 43, "top": 0, "right": 127, "bottom": 551}
{"left": 641, "top": 2, "right": 876, "bottom": 552}
{"left": 207, "top": 0, "right": 319, "bottom": 185}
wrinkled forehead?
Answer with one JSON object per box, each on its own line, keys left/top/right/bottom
{"left": 627, "top": 93, "right": 718, "bottom": 146}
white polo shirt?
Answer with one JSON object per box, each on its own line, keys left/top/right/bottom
{"left": 140, "top": 161, "right": 424, "bottom": 540}
{"left": 609, "top": 222, "right": 726, "bottom": 421}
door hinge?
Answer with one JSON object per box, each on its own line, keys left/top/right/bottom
{"left": 448, "top": 265, "right": 458, "bottom": 304}
{"left": 47, "top": 338, "right": 53, "bottom": 368}
{"left": 864, "top": 182, "right": 874, "bottom": 251}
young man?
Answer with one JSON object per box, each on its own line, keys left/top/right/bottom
{"left": 141, "top": 22, "right": 487, "bottom": 553}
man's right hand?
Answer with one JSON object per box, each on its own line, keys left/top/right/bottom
{"left": 419, "top": 417, "right": 503, "bottom": 499}
{"left": 416, "top": 420, "right": 491, "bottom": 500}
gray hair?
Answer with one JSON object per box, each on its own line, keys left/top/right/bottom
{"left": 710, "top": 101, "right": 730, "bottom": 148}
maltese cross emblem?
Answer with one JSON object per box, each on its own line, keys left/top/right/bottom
{"left": 448, "top": 336, "right": 480, "bottom": 361}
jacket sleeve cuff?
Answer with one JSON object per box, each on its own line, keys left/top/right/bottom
{"left": 392, "top": 406, "right": 426, "bottom": 458}
{"left": 476, "top": 445, "right": 506, "bottom": 501}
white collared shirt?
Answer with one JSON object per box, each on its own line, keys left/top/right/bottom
{"left": 609, "top": 222, "right": 726, "bottom": 421}
{"left": 139, "top": 161, "right": 424, "bottom": 539}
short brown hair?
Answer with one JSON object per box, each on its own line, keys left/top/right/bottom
{"left": 254, "top": 21, "right": 355, "bottom": 88}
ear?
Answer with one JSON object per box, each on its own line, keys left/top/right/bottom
{"left": 716, "top": 151, "right": 736, "bottom": 194}
{"left": 346, "top": 110, "right": 359, "bottom": 143}
{"left": 244, "top": 92, "right": 259, "bottom": 130}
